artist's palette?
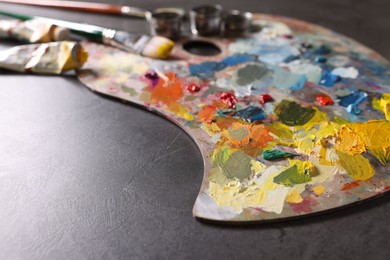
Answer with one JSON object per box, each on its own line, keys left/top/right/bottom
{"left": 77, "top": 14, "right": 390, "bottom": 223}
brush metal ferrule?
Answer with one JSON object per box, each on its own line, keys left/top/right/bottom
{"left": 102, "top": 29, "right": 150, "bottom": 54}
{"left": 120, "top": 6, "right": 151, "bottom": 18}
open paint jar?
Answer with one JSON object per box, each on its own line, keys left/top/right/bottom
{"left": 147, "top": 8, "right": 185, "bottom": 40}
{"left": 221, "top": 10, "right": 253, "bottom": 38}
{"left": 190, "top": 4, "right": 223, "bottom": 36}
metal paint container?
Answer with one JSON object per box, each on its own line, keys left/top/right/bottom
{"left": 221, "top": 10, "right": 253, "bottom": 38}
{"left": 147, "top": 8, "right": 185, "bottom": 40}
{"left": 190, "top": 5, "right": 223, "bottom": 36}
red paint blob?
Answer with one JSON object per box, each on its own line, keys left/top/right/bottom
{"left": 187, "top": 83, "right": 201, "bottom": 93}
{"left": 259, "top": 94, "right": 273, "bottom": 104}
{"left": 341, "top": 181, "right": 360, "bottom": 191}
{"left": 315, "top": 94, "right": 334, "bottom": 106}
{"left": 290, "top": 196, "right": 319, "bottom": 214}
{"left": 219, "top": 92, "right": 237, "bottom": 108}
{"left": 282, "top": 34, "right": 293, "bottom": 39}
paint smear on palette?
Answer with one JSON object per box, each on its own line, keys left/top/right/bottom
{"left": 77, "top": 13, "right": 390, "bottom": 223}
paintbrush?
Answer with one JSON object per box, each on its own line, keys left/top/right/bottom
{"left": 0, "top": 0, "right": 150, "bottom": 18}
{"left": 0, "top": 10, "right": 174, "bottom": 59}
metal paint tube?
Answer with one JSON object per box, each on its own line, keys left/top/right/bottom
{"left": 0, "top": 19, "right": 70, "bottom": 43}
{"left": 0, "top": 41, "right": 88, "bottom": 74}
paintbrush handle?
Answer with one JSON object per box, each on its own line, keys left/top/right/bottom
{"left": 0, "top": 0, "right": 149, "bottom": 18}
{"left": 0, "top": 10, "right": 105, "bottom": 40}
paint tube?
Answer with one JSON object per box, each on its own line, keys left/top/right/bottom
{"left": 0, "top": 41, "right": 88, "bottom": 74}
{"left": 0, "top": 19, "right": 70, "bottom": 43}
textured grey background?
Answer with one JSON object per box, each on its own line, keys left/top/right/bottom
{"left": 0, "top": 0, "right": 389, "bottom": 259}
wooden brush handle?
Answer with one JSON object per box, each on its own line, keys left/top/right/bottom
{"left": 0, "top": 0, "right": 147, "bottom": 17}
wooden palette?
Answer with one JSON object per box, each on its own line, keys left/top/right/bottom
{"left": 77, "top": 14, "right": 390, "bottom": 223}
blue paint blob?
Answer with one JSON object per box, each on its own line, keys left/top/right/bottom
{"left": 219, "top": 106, "right": 266, "bottom": 122}
{"left": 320, "top": 69, "right": 341, "bottom": 87}
{"left": 338, "top": 91, "right": 368, "bottom": 107}
{"left": 290, "top": 75, "right": 308, "bottom": 90}
{"left": 283, "top": 55, "right": 300, "bottom": 63}
{"left": 346, "top": 104, "right": 361, "bottom": 115}
{"left": 302, "top": 45, "right": 331, "bottom": 59}
{"left": 272, "top": 67, "right": 307, "bottom": 90}
{"left": 315, "top": 56, "right": 327, "bottom": 63}
{"left": 189, "top": 54, "right": 256, "bottom": 78}
{"left": 222, "top": 54, "right": 256, "bottom": 66}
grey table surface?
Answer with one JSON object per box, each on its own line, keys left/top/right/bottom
{"left": 0, "top": 0, "right": 389, "bottom": 259}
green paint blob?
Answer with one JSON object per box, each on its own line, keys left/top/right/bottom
{"left": 228, "top": 127, "right": 250, "bottom": 141}
{"left": 121, "top": 85, "right": 137, "bottom": 96}
{"left": 274, "top": 100, "right": 315, "bottom": 126}
{"left": 273, "top": 165, "right": 312, "bottom": 187}
{"left": 219, "top": 151, "right": 252, "bottom": 180}
{"left": 235, "top": 64, "right": 269, "bottom": 85}
{"left": 213, "top": 148, "right": 230, "bottom": 166}
{"left": 262, "top": 150, "right": 298, "bottom": 160}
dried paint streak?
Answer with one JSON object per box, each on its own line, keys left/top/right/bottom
{"left": 337, "top": 152, "right": 374, "bottom": 181}
{"left": 262, "top": 150, "right": 298, "bottom": 160}
{"left": 274, "top": 100, "right": 315, "bottom": 126}
{"left": 274, "top": 160, "right": 314, "bottom": 187}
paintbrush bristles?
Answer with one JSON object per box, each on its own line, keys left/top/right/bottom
{"left": 142, "top": 36, "right": 174, "bottom": 59}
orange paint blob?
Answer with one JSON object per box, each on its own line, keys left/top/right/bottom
{"left": 198, "top": 105, "right": 217, "bottom": 124}
{"left": 221, "top": 122, "right": 273, "bottom": 156}
{"left": 150, "top": 73, "right": 184, "bottom": 104}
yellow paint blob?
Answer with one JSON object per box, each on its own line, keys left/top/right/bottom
{"left": 167, "top": 102, "right": 194, "bottom": 121}
{"left": 337, "top": 152, "right": 374, "bottom": 181}
{"left": 208, "top": 166, "right": 288, "bottom": 213}
{"left": 312, "top": 184, "right": 325, "bottom": 195}
{"left": 348, "top": 120, "right": 390, "bottom": 164}
{"left": 251, "top": 160, "right": 266, "bottom": 175}
{"left": 286, "top": 191, "right": 303, "bottom": 203}
{"left": 372, "top": 93, "right": 390, "bottom": 120}
{"left": 335, "top": 126, "right": 366, "bottom": 155}
{"left": 209, "top": 180, "right": 266, "bottom": 211}
{"left": 289, "top": 159, "right": 316, "bottom": 177}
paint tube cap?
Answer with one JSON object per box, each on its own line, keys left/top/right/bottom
{"left": 52, "top": 26, "right": 71, "bottom": 41}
